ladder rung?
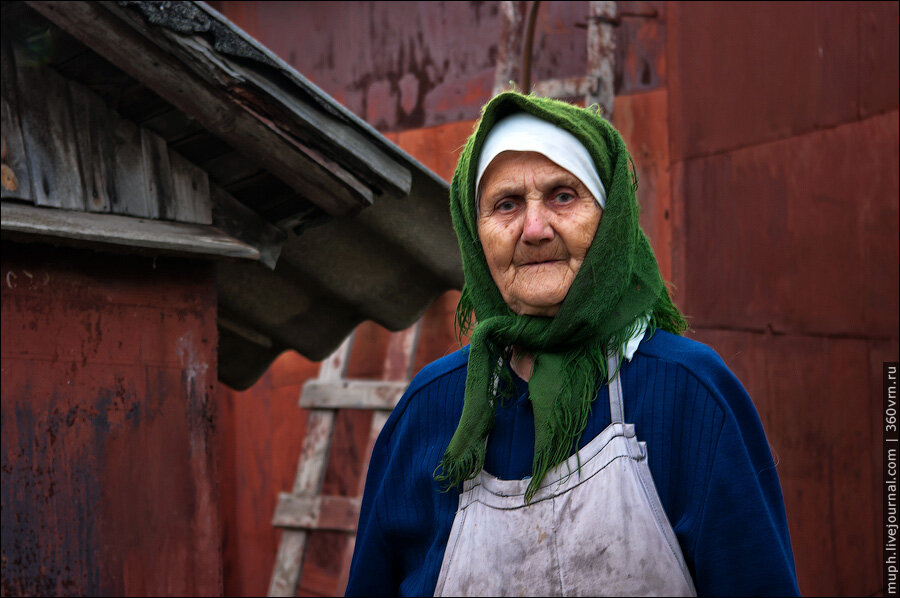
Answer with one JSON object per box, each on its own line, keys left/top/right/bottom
{"left": 300, "top": 379, "right": 408, "bottom": 410}
{"left": 272, "top": 493, "right": 361, "bottom": 533}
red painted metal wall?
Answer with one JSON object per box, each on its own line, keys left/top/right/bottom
{"left": 667, "top": 4, "right": 898, "bottom": 595}
{"left": 1, "top": 242, "right": 222, "bottom": 596}
{"left": 211, "top": 2, "right": 899, "bottom": 596}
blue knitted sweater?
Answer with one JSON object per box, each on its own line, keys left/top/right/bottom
{"left": 345, "top": 330, "right": 800, "bottom": 596}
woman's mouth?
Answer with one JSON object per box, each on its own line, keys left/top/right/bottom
{"left": 521, "top": 259, "right": 565, "bottom": 267}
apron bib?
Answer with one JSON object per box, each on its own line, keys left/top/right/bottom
{"left": 434, "top": 353, "right": 697, "bottom": 597}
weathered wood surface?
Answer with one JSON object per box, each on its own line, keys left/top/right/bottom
{"left": 586, "top": 1, "right": 617, "bottom": 119}
{"left": 271, "top": 495, "right": 361, "bottom": 533}
{"left": 290, "top": 336, "right": 353, "bottom": 497}
{"left": 494, "top": 1, "right": 528, "bottom": 94}
{"left": 13, "top": 43, "right": 86, "bottom": 211}
{"left": 26, "top": 0, "right": 412, "bottom": 216}
{"left": 66, "top": 79, "right": 114, "bottom": 212}
{"left": 112, "top": 116, "right": 154, "bottom": 217}
{"left": 1, "top": 202, "right": 259, "bottom": 261}
{"left": 0, "top": 42, "right": 33, "bottom": 201}
{"left": 141, "top": 127, "right": 175, "bottom": 220}
{"left": 2, "top": 38, "right": 215, "bottom": 225}
{"left": 531, "top": 76, "right": 594, "bottom": 101}
{"left": 170, "top": 151, "right": 212, "bottom": 225}
{"left": 225, "top": 57, "right": 411, "bottom": 198}
{"left": 299, "top": 380, "right": 408, "bottom": 411}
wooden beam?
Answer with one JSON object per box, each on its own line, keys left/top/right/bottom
{"left": 271, "top": 494, "right": 361, "bottom": 533}
{"left": 299, "top": 380, "right": 409, "bottom": 411}
{"left": 1, "top": 202, "right": 259, "bottom": 261}
{"left": 27, "top": 1, "right": 386, "bottom": 216}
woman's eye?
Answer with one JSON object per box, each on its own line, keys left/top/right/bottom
{"left": 496, "top": 200, "right": 517, "bottom": 213}
{"left": 554, "top": 192, "right": 575, "bottom": 204}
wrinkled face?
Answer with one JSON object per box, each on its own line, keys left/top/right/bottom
{"left": 477, "top": 151, "right": 603, "bottom": 317}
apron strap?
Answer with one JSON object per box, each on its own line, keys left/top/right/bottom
{"left": 607, "top": 352, "right": 625, "bottom": 424}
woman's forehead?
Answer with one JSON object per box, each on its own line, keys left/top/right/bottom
{"left": 480, "top": 151, "right": 583, "bottom": 191}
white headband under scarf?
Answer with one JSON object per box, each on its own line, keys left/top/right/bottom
{"left": 475, "top": 112, "right": 607, "bottom": 209}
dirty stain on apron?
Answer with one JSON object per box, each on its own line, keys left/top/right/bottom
{"left": 434, "top": 353, "right": 697, "bottom": 597}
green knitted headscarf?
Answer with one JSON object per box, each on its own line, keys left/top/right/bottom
{"left": 435, "top": 92, "right": 687, "bottom": 502}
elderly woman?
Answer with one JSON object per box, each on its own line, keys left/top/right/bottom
{"left": 345, "top": 92, "right": 799, "bottom": 596}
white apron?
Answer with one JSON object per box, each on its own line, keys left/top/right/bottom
{"left": 434, "top": 353, "right": 697, "bottom": 597}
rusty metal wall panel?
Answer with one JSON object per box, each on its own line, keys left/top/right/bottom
{"left": 667, "top": 3, "right": 899, "bottom": 596}
{"left": 529, "top": 1, "right": 589, "bottom": 87}
{"left": 615, "top": 1, "right": 666, "bottom": 94}
{"left": 674, "top": 110, "right": 898, "bottom": 338}
{"left": 1, "top": 242, "right": 222, "bottom": 597}
{"left": 860, "top": 1, "right": 900, "bottom": 118}
{"left": 690, "top": 328, "right": 897, "bottom": 597}
{"left": 215, "top": 1, "right": 500, "bottom": 132}
{"left": 211, "top": 1, "right": 667, "bottom": 134}
{"left": 614, "top": 89, "right": 673, "bottom": 281}
{"left": 668, "top": 1, "right": 862, "bottom": 162}
{"left": 215, "top": 351, "right": 318, "bottom": 598}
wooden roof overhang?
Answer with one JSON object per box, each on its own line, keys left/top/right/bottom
{"left": 1, "top": 1, "right": 463, "bottom": 389}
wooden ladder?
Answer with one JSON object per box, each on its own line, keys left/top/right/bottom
{"left": 267, "top": 322, "right": 422, "bottom": 597}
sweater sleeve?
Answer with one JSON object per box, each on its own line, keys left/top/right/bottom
{"left": 345, "top": 421, "right": 398, "bottom": 597}
{"left": 686, "top": 376, "right": 800, "bottom": 596}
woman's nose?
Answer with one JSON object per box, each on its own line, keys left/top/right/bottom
{"left": 521, "top": 201, "right": 554, "bottom": 244}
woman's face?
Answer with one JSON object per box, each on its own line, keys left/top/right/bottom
{"left": 477, "top": 151, "right": 603, "bottom": 317}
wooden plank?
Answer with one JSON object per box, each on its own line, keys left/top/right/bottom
{"left": 169, "top": 150, "right": 212, "bottom": 225}
{"left": 111, "top": 117, "right": 153, "bottom": 218}
{"left": 268, "top": 532, "right": 306, "bottom": 597}
{"left": 13, "top": 46, "right": 85, "bottom": 210}
{"left": 532, "top": 76, "right": 592, "bottom": 100}
{"left": 153, "top": 33, "right": 376, "bottom": 211}
{"left": 1, "top": 201, "right": 260, "bottom": 261}
{"left": 272, "top": 494, "right": 361, "bottom": 533}
{"left": 210, "top": 183, "right": 285, "bottom": 270}
{"left": 494, "top": 1, "right": 528, "bottom": 94}
{"left": 291, "top": 410, "right": 338, "bottom": 497}
{"left": 383, "top": 322, "right": 423, "bottom": 381}
{"left": 27, "top": 1, "right": 375, "bottom": 216}
{"left": 0, "top": 42, "right": 33, "bottom": 202}
{"left": 227, "top": 61, "right": 412, "bottom": 198}
{"left": 66, "top": 77, "right": 114, "bottom": 212}
{"left": 300, "top": 380, "right": 408, "bottom": 411}
{"left": 140, "top": 128, "right": 173, "bottom": 220}
{"left": 586, "top": 1, "right": 616, "bottom": 118}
